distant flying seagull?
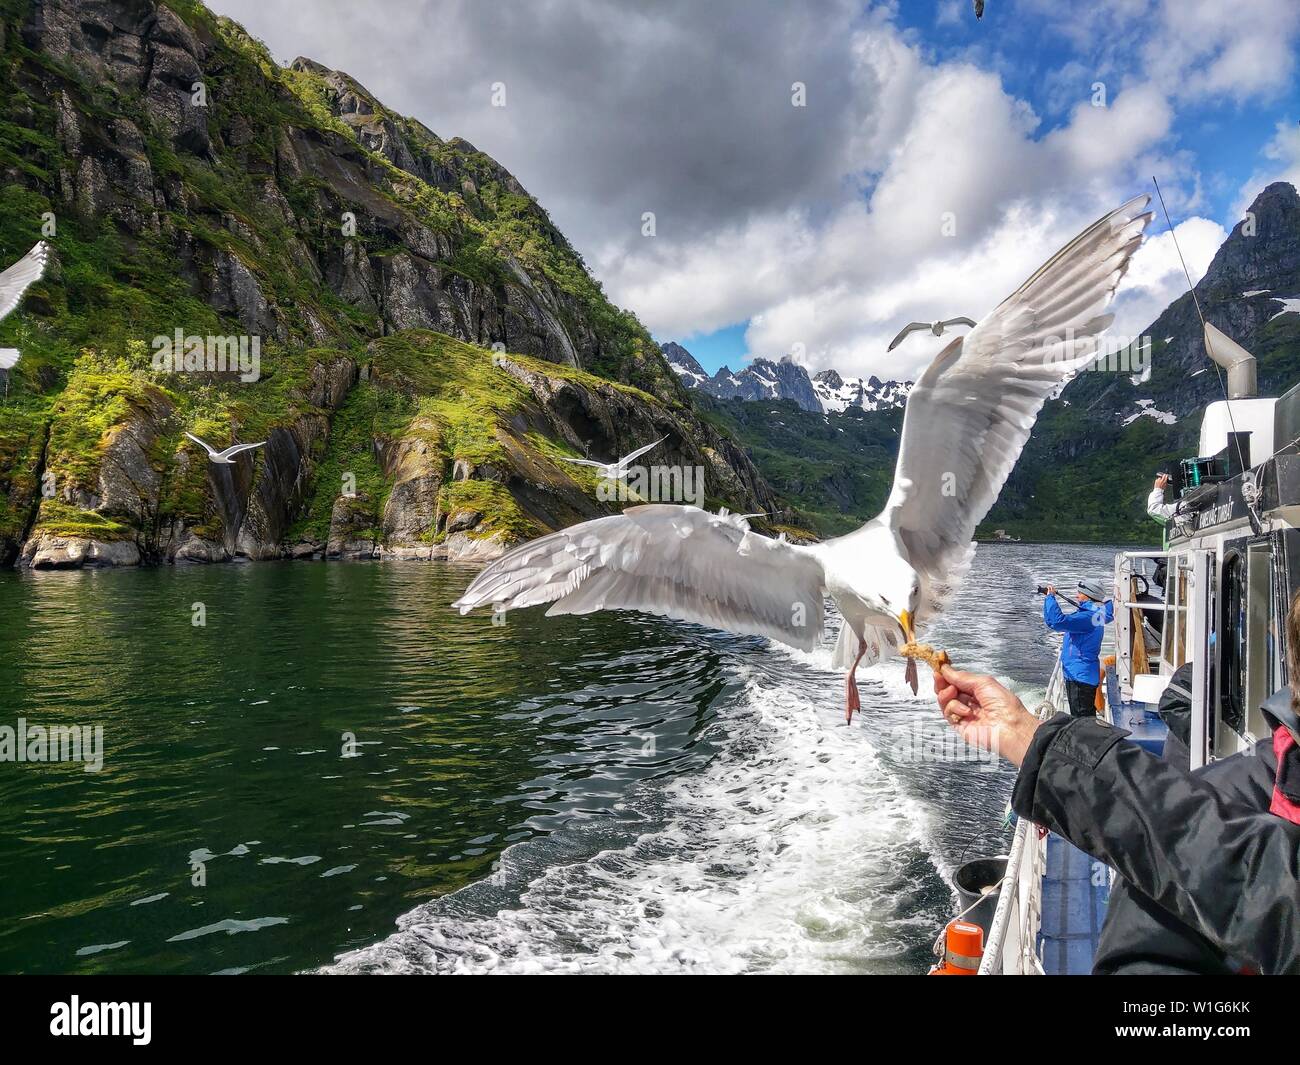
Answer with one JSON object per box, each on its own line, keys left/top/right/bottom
{"left": 887, "top": 317, "right": 978, "bottom": 351}
{"left": 184, "top": 432, "right": 266, "bottom": 464}
{"left": 0, "top": 241, "right": 50, "bottom": 391}
{"left": 455, "top": 197, "right": 1151, "bottom": 722}
{"left": 558, "top": 437, "right": 665, "bottom": 480}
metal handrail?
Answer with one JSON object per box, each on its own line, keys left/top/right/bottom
{"left": 977, "top": 669, "right": 1061, "bottom": 974}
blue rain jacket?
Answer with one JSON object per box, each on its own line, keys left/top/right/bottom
{"left": 1044, "top": 595, "right": 1114, "bottom": 685}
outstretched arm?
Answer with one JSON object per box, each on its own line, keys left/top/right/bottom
{"left": 1147, "top": 474, "right": 1176, "bottom": 522}
{"left": 1043, "top": 593, "right": 1098, "bottom": 634}
{"left": 935, "top": 666, "right": 1300, "bottom": 975}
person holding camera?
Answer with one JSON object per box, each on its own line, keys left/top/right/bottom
{"left": 1148, "top": 471, "right": 1179, "bottom": 550}
{"left": 1041, "top": 579, "right": 1113, "bottom": 717}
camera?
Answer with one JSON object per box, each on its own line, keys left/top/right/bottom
{"left": 1036, "top": 585, "right": 1052, "bottom": 595}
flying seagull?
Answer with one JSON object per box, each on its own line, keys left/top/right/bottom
{"left": 184, "top": 431, "right": 266, "bottom": 464}
{"left": 558, "top": 437, "right": 665, "bottom": 480}
{"left": 455, "top": 196, "right": 1151, "bottom": 722}
{"left": 0, "top": 241, "right": 50, "bottom": 392}
{"left": 887, "top": 317, "right": 978, "bottom": 351}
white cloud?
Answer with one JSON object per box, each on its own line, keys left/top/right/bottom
{"left": 1109, "top": 216, "right": 1227, "bottom": 341}
{"left": 1143, "top": 0, "right": 1300, "bottom": 104}
{"left": 610, "top": 43, "right": 1183, "bottom": 380}
{"left": 1234, "top": 121, "right": 1300, "bottom": 218}
{"left": 935, "top": 0, "right": 963, "bottom": 28}
{"left": 1022, "top": 0, "right": 1300, "bottom": 106}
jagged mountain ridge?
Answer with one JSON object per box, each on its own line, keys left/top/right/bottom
{"left": 0, "top": 0, "right": 778, "bottom": 567}
{"left": 662, "top": 340, "right": 912, "bottom": 415}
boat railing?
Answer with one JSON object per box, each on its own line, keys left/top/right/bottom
{"left": 978, "top": 667, "right": 1060, "bottom": 975}
{"left": 1114, "top": 550, "right": 1193, "bottom": 702}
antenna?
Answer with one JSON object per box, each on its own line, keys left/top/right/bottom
{"left": 1151, "top": 176, "right": 1250, "bottom": 479}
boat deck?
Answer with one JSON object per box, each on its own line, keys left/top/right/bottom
{"left": 1036, "top": 667, "right": 1167, "bottom": 974}
{"left": 1106, "top": 668, "right": 1169, "bottom": 754}
{"left": 1038, "top": 833, "right": 1110, "bottom": 974}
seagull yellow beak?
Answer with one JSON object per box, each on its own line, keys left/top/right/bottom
{"left": 898, "top": 609, "right": 914, "bottom": 643}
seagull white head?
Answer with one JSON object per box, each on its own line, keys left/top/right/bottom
{"left": 869, "top": 557, "right": 921, "bottom": 643}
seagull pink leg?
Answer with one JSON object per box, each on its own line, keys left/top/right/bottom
{"left": 844, "top": 637, "right": 868, "bottom": 724}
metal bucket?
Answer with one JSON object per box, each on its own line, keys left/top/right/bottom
{"left": 954, "top": 856, "right": 1008, "bottom": 938}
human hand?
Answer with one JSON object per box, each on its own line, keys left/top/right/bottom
{"left": 1155, "top": 473, "right": 1169, "bottom": 490}
{"left": 933, "top": 665, "right": 1042, "bottom": 766}
{"left": 1044, "top": 584, "right": 1056, "bottom": 596}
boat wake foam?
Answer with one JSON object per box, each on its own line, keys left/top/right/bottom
{"left": 324, "top": 652, "right": 948, "bottom": 974}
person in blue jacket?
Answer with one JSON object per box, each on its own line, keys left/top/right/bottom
{"left": 1043, "top": 578, "right": 1114, "bottom": 717}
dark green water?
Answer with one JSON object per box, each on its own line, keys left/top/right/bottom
{"left": 0, "top": 562, "right": 733, "bottom": 974}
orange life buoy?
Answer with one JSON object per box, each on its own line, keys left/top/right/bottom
{"left": 928, "top": 919, "right": 984, "bottom": 975}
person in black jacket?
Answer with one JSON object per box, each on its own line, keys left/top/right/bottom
{"left": 1155, "top": 659, "right": 1196, "bottom": 770}
{"left": 933, "top": 611, "right": 1300, "bottom": 975}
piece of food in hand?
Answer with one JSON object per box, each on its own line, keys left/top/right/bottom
{"left": 899, "top": 642, "right": 950, "bottom": 672}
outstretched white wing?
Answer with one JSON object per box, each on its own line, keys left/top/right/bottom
{"left": 557, "top": 456, "right": 607, "bottom": 469}
{"left": 614, "top": 436, "right": 665, "bottom": 469}
{"left": 0, "top": 242, "right": 49, "bottom": 322}
{"left": 218, "top": 441, "right": 266, "bottom": 459}
{"left": 879, "top": 195, "right": 1152, "bottom": 615}
{"left": 887, "top": 322, "right": 931, "bottom": 351}
{"left": 454, "top": 504, "right": 827, "bottom": 650}
{"left": 184, "top": 431, "right": 217, "bottom": 456}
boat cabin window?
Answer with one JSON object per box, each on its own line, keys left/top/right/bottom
{"left": 1246, "top": 541, "right": 1274, "bottom": 733}
{"left": 1220, "top": 550, "right": 1247, "bottom": 735}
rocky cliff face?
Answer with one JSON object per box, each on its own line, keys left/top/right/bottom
{"left": 0, "top": 0, "right": 777, "bottom": 567}
{"left": 1064, "top": 181, "right": 1300, "bottom": 428}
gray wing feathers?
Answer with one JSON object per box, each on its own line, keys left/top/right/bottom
{"left": 880, "top": 196, "right": 1152, "bottom": 617}
{"left": 454, "top": 504, "right": 826, "bottom": 650}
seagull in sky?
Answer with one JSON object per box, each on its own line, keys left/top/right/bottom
{"left": 887, "top": 317, "right": 978, "bottom": 351}
{"left": 0, "top": 241, "right": 50, "bottom": 393}
{"left": 184, "top": 432, "right": 266, "bottom": 464}
{"left": 455, "top": 197, "right": 1152, "bottom": 722}
{"left": 558, "top": 437, "right": 665, "bottom": 480}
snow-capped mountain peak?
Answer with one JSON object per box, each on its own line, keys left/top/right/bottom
{"left": 662, "top": 342, "right": 912, "bottom": 415}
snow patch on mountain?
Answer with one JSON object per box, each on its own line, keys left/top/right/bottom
{"left": 1123, "top": 398, "right": 1178, "bottom": 426}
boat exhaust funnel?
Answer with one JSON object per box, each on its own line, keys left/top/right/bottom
{"left": 1204, "top": 322, "right": 1257, "bottom": 399}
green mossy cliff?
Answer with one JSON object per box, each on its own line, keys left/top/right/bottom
{"left": 0, "top": 0, "right": 776, "bottom": 567}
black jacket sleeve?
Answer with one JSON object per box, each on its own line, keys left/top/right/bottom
{"left": 1093, "top": 875, "right": 1237, "bottom": 975}
{"left": 1013, "top": 714, "right": 1300, "bottom": 975}
{"left": 1156, "top": 661, "right": 1194, "bottom": 749}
